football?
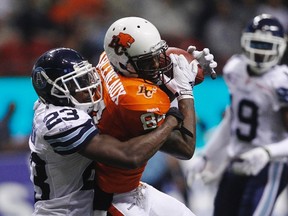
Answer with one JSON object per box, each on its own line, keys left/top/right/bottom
{"left": 166, "top": 47, "right": 205, "bottom": 85}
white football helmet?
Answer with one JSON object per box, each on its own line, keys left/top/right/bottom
{"left": 104, "top": 17, "right": 172, "bottom": 85}
{"left": 241, "top": 14, "right": 287, "bottom": 74}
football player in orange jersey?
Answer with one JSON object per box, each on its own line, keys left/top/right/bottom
{"left": 92, "top": 17, "right": 217, "bottom": 216}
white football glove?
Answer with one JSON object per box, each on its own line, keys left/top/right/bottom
{"left": 231, "top": 147, "right": 270, "bottom": 176}
{"left": 164, "top": 54, "right": 197, "bottom": 101}
{"left": 186, "top": 156, "right": 207, "bottom": 187}
{"left": 187, "top": 46, "right": 217, "bottom": 79}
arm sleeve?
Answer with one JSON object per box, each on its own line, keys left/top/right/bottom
{"left": 202, "top": 106, "right": 231, "bottom": 160}
{"left": 44, "top": 119, "right": 98, "bottom": 155}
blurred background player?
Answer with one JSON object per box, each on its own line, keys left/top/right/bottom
{"left": 93, "top": 16, "right": 216, "bottom": 216}
{"left": 187, "top": 14, "right": 288, "bottom": 216}
{"left": 29, "top": 47, "right": 185, "bottom": 216}
{"left": 0, "top": 102, "right": 30, "bottom": 152}
{"left": 0, "top": 103, "right": 16, "bottom": 150}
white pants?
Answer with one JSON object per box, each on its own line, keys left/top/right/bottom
{"left": 108, "top": 182, "right": 195, "bottom": 216}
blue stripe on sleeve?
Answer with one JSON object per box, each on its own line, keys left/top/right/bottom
{"left": 44, "top": 119, "right": 99, "bottom": 155}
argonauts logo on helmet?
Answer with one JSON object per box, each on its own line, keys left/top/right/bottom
{"left": 108, "top": 32, "right": 135, "bottom": 55}
{"left": 32, "top": 67, "right": 47, "bottom": 89}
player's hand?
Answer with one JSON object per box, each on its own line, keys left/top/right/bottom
{"left": 164, "top": 54, "right": 196, "bottom": 101}
{"left": 187, "top": 46, "right": 217, "bottom": 79}
{"left": 186, "top": 155, "right": 207, "bottom": 186}
{"left": 231, "top": 147, "right": 270, "bottom": 176}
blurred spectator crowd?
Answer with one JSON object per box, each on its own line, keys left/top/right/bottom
{"left": 0, "top": 0, "right": 287, "bottom": 77}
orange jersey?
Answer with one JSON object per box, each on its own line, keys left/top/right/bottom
{"left": 95, "top": 52, "right": 170, "bottom": 193}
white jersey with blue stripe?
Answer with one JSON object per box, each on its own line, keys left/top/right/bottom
{"left": 223, "top": 54, "right": 288, "bottom": 158}
{"left": 29, "top": 100, "right": 98, "bottom": 215}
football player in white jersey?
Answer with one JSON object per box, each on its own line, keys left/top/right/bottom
{"left": 187, "top": 14, "right": 288, "bottom": 216}
{"left": 29, "top": 47, "right": 187, "bottom": 216}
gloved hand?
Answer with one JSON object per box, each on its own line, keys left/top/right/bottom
{"left": 187, "top": 46, "right": 217, "bottom": 79}
{"left": 186, "top": 155, "right": 207, "bottom": 187}
{"left": 164, "top": 54, "right": 197, "bottom": 101}
{"left": 231, "top": 147, "right": 270, "bottom": 176}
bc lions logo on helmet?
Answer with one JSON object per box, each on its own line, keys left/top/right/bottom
{"left": 108, "top": 32, "right": 135, "bottom": 56}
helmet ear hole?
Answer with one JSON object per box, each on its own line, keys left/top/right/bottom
{"left": 119, "top": 62, "right": 127, "bottom": 70}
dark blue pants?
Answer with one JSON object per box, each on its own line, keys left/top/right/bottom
{"left": 213, "top": 161, "right": 288, "bottom": 216}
